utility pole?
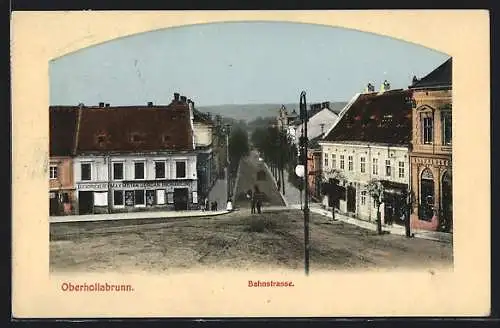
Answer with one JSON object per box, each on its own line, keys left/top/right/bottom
{"left": 225, "top": 124, "right": 231, "bottom": 200}
{"left": 300, "top": 91, "right": 310, "bottom": 276}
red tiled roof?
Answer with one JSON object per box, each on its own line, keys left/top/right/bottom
{"left": 75, "top": 102, "right": 194, "bottom": 154}
{"left": 323, "top": 89, "right": 412, "bottom": 146}
{"left": 49, "top": 106, "right": 79, "bottom": 156}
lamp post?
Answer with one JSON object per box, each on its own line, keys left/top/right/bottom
{"left": 225, "top": 124, "right": 231, "bottom": 200}
{"left": 299, "top": 91, "right": 310, "bottom": 276}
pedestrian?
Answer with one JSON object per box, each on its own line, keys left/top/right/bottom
{"left": 277, "top": 178, "right": 281, "bottom": 192}
{"left": 204, "top": 198, "right": 209, "bottom": 212}
{"left": 214, "top": 200, "right": 218, "bottom": 211}
{"left": 226, "top": 198, "right": 233, "bottom": 211}
{"left": 254, "top": 185, "right": 262, "bottom": 214}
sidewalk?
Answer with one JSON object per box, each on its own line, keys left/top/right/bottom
{"left": 50, "top": 209, "right": 229, "bottom": 224}
{"left": 289, "top": 203, "right": 452, "bottom": 244}
{"left": 206, "top": 169, "right": 228, "bottom": 209}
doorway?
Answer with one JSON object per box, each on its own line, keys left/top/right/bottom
{"left": 441, "top": 171, "right": 452, "bottom": 232}
{"left": 49, "top": 192, "right": 59, "bottom": 215}
{"left": 78, "top": 191, "right": 94, "bottom": 215}
{"left": 420, "top": 168, "right": 435, "bottom": 221}
{"left": 173, "top": 188, "right": 189, "bottom": 211}
{"left": 346, "top": 185, "right": 356, "bottom": 213}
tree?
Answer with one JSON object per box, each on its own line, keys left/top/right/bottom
{"left": 367, "top": 179, "right": 384, "bottom": 235}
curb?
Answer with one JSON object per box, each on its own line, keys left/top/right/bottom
{"left": 261, "top": 161, "right": 289, "bottom": 207}
{"left": 232, "top": 159, "right": 242, "bottom": 199}
{"left": 292, "top": 205, "right": 452, "bottom": 244}
{"left": 49, "top": 210, "right": 231, "bottom": 224}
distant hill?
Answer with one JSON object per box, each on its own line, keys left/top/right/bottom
{"left": 198, "top": 102, "right": 348, "bottom": 122}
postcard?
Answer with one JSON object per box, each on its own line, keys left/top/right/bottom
{"left": 11, "top": 10, "right": 490, "bottom": 318}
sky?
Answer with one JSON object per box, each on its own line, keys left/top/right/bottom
{"left": 49, "top": 21, "right": 450, "bottom": 107}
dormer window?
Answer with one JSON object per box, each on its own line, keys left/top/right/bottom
{"left": 162, "top": 134, "right": 171, "bottom": 143}
{"left": 130, "top": 132, "right": 146, "bottom": 144}
{"left": 94, "top": 133, "right": 109, "bottom": 147}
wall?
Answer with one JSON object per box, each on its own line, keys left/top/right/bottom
{"left": 193, "top": 122, "right": 213, "bottom": 147}
{"left": 49, "top": 156, "right": 74, "bottom": 190}
{"left": 294, "top": 108, "right": 339, "bottom": 143}
{"left": 320, "top": 142, "right": 409, "bottom": 222}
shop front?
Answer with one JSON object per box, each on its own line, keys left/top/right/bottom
{"left": 49, "top": 190, "right": 75, "bottom": 216}
{"left": 380, "top": 180, "right": 408, "bottom": 226}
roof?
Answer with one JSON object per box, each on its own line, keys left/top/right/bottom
{"left": 49, "top": 106, "right": 79, "bottom": 156}
{"left": 410, "top": 57, "right": 452, "bottom": 89}
{"left": 193, "top": 108, "right": 214, "bottom": 124}
{"left": 74, "top": 103, "right": 194, "bottom": 154}
{"left": 322, "top": 89, "right": 412, "bottom": 146}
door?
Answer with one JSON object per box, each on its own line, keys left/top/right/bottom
{"left": 346, "top": 185, "right": 356, "bottom": 213}
{"left": 78, "top": 191, "right": 94, "bottom": 215}
{"left": 441, "top": 172, "right": 452, "bottom": 232}
{"left": 49, "top": 192, "right": 59, "bottom": 215}
{"left": 173, "top": 188, "right": 189, "bottom": 211}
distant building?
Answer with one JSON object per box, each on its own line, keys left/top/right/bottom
{"left": 49, "top": 106, "right": 79, "bottom": 215}
{"left": 276, "top": 105, "right": 299, "bottom": 139}
{"left": 294, "top": 104, "right": 339, "bottom": 144}
{"left": 408, "top": 58, "right": 453, "bottom": 232}
{"left": 319, "top": 86, "right": 413, "bottom": 226}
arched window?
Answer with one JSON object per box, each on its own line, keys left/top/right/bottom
{"left": 420, "top": 168, "right": 434, "bottom": 221}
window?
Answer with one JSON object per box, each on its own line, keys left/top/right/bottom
{"left": 49, "top": 165, "right": 58, "bottom": 179}
{"left": 385, "top": 160, "right": 392, "bottom": 177}
{"left": 324, "top": 153, "right": 328, "bottom": 167}
{"left": 81, "top": 163, "right": 91, "bottom": 181}
{"left": 442, "top": 112, "right": 452, "bottom": 145}
{"left": 156, "top": 189, "right": 166, "bottom": 205}
{"left": 372, "top": 158, "right": 378, "bottom": 175}
{"left": 331, "top": 154, "right": 336, "bottom": 168}
{"left": 176, "top": 161, "right": 186, "bottom": 178}
{"left": 340, "top": 155, "right": 345, "bottom": 170}
{"left": 113, "top": 162, "right": 123, "bottom": 180}
{"left": 155, "top": 161, "right": 165, "bottom": 179}
{"left": 113, "top": 190, "right": 124, "bottom": 206}
{"left": 398, "top": 161, "right": 405, "bottom": 178}
{"left": 360, "top": 157, "right": 366, "bottom": 173}
{"left": 134, "top": 190, "right": 145, "bottom": 206}
{"left": 373, "top": 198, "right": 378, "bottom": 209}
{"left": 348, "top": 156, "right": 353, "bottom": 171}
{"left": 361, "top": 191, "right": 367, "bottom": 205}
{"left": 134, "top": 162, "right": 145, "bottom": 180}
{"left": 422, "top": 116, "right": 433, "bottom": 144}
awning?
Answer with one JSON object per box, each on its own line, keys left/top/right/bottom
{"left": 380, "top": 180, "right": 408, "bottom": 196}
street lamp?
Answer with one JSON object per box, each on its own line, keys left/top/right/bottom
{"left": 299, "top": 91, "right": 310, "bottom": 276}
{"left": 224, "top": 124, "right": 231, "bottom": 200}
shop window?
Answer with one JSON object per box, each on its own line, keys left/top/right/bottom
{"left": 125, "top": 191, "right": 134, "bottom": 206}
{"left": 419, "top": 168, "right": 434, "bottom": 221}
{"left": 146, "top": 190, "right": 155, "bottom": 206}
{"left": 134, "top": 162, "right": 145, "bottom": 180}
{"left": 62, "top": 193, "right": 70, "bottom": 203}
{"left": 81, "top": 163, "right": 91, "bottom": 181}
{"left": 113, "top": 162, "right": 123, "bottom": 180}
{"left": 176, "top": 161, "right": 186, "bottom": 178}
{"left": 134, "top": 190, "right": 145, "bottom": 206}
{"left": 155, "top": 161, "right": 165, "bottom": 179}
{"left": 49, "top": 165, "right": 58, "bottom": 179}
{"left": 156, "top": 189, "right": 166, "bottom": 205}
{"left": 113, "top": 190, "right": 124, "bottom": 206}
{"left": 441, "top": 111, "right": 452, "bottom": 146}
{"left": 93, "top": 192, "right": 108, "bottom": 206}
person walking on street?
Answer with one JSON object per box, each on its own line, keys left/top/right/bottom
{"left": 254, "top": 185, "right": 262, "bottom": 214}
{"left": 247, "top": 189, "right": 256, "bottom": 214}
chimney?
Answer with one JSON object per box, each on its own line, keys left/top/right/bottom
{"left": 147, "top": 101, "right": 153, "bottom": 107}
{"left": 173, "top": 93, "right": 180, "bottom": 101}
{"left": 105, "top": 103, "right": 110, "bottom": 107}
{"left": 381, "top": 80, "right": 391, "bottom": 92}
{"left": 78, "top": 103, "right": 84, "bottom": 108}
{"left": 180, "top": 96, "right": 187, "bottom": 103}
{"left": 99, "top": 102, "right": 105, "bottom": 108}
{"left": 320, "top": 123, "right": 325, "bottom": 135}
{"left": 322, "top": 102, "right": 330, "bottom": 109}
{"left": 366, "top": 83, "right": 375, "bottom": 92}
{"left": 412, "top": 75, "right": 419, "bottom": 84}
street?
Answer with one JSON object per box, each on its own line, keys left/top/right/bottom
{"left": 50, "top": 153, "right": 452, "bottom": 273}
{"left": 50, "top": 209, "right": 452, "bottom": 273}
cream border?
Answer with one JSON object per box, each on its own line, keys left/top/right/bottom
{"left": 11, "top": 10, "right": 490, "bottom": 317}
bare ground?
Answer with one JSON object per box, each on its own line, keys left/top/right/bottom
{"left": 50, "top": 209, "right": 453, "bottom": 273}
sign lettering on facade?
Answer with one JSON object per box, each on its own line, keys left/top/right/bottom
{"left": 411, "top": 157, "right": 449, "bottom": 167}
{"left": 76, "top": 180, "right": 191, "bottom": 190}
